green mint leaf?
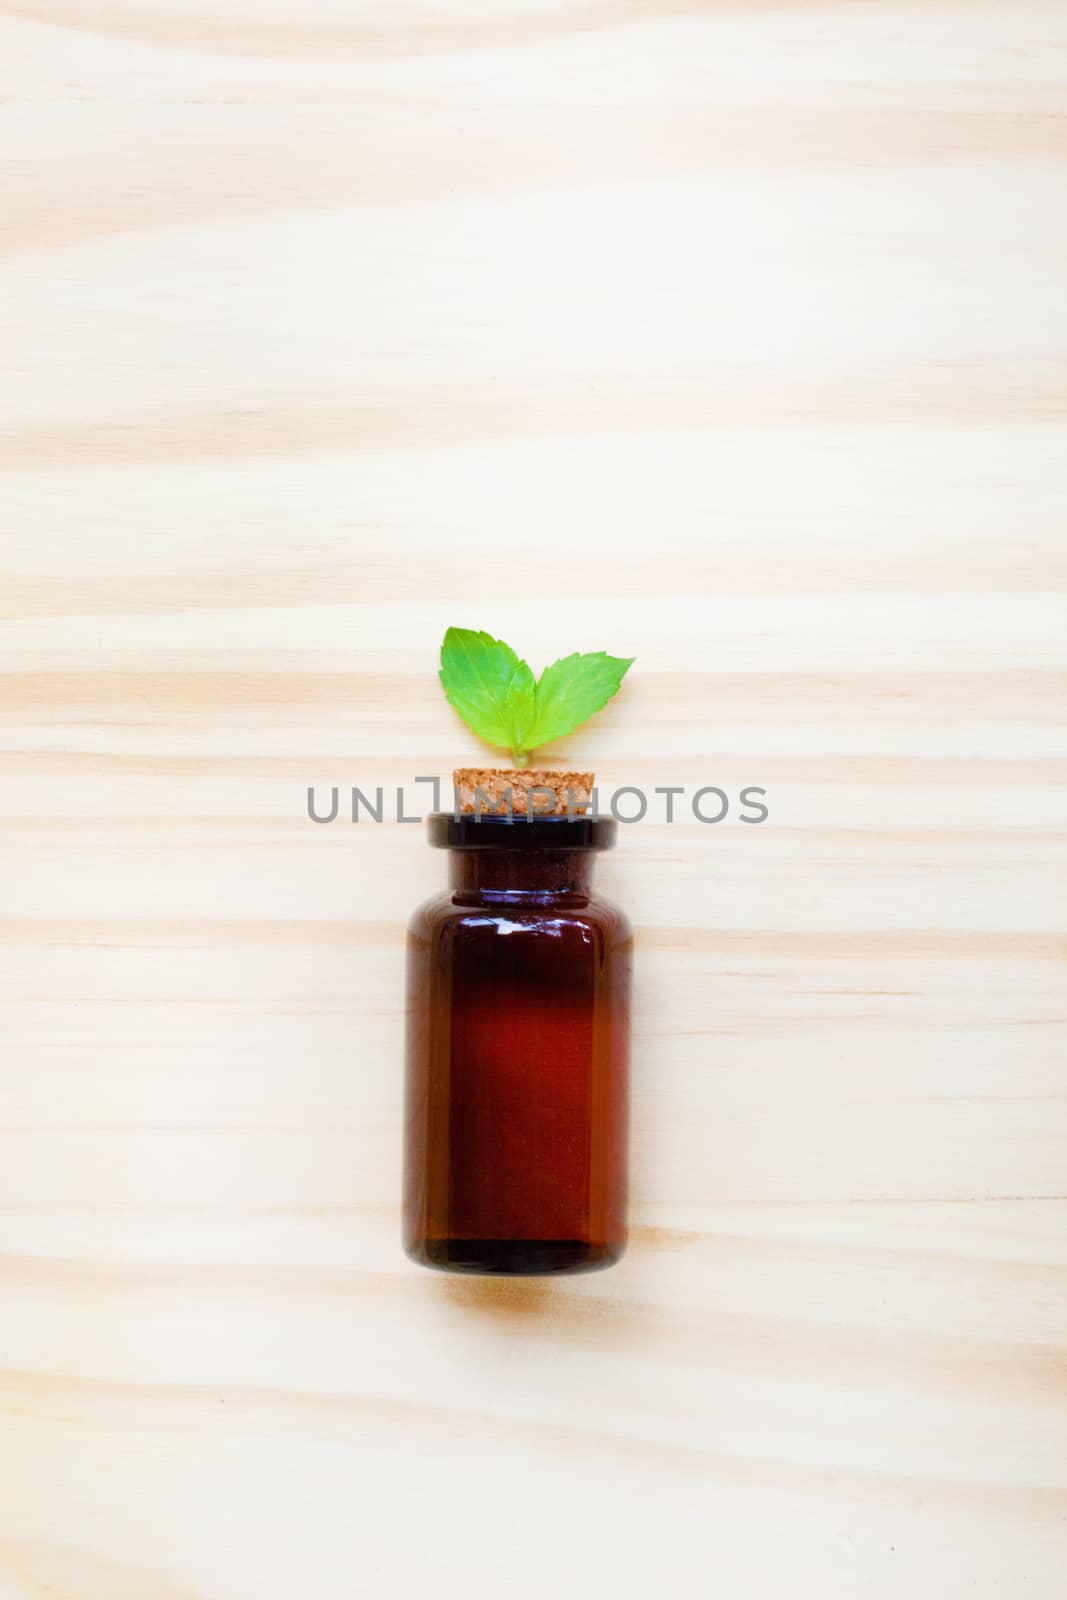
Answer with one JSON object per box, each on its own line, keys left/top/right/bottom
{"left": 525, "top": 650, "right": 635, "bottom": 750}
{"left": 439, "top": 627, "right": 536, "bottom": 764}
{"left": 439, "top": 629, "right": 635, "bottom": 764}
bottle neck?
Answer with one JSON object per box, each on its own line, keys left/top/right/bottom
{"left": 449, "top": 848, "right": 595, "bottom": 902}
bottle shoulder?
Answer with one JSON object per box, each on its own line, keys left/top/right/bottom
{"left": 407, "top": 890, "right": 457, "bottom": 942}
{"left": 589, "top": 895, "right": 633, "bottom": 946}
{"left": 409, "top": 889, "right": 630, "bottom": 944}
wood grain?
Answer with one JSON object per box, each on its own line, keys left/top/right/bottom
{"left": 1, "top": 3, "right": 1065, "bottom": 1597}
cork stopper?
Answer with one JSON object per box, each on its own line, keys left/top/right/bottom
{"left": 452, "top": 767, "right": 594, "bottom": 816}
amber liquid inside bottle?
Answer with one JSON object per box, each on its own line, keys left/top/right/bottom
{"left": 404, "top": 814, "right": 630, "bottom": 1275}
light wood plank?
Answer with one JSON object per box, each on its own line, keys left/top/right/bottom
{"left": 1, "top": 2, "right": 1065, "bottom": 1596}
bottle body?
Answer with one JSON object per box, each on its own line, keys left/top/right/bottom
{"left": 403, "top": 816, "right": 630, "bottom": 1274}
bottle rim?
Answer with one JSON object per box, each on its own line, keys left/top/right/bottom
{"left": 426, "top": 812, "right": 617, "bottom": 851}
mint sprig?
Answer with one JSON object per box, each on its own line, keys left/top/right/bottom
{"left": 439, "top": 627, "right": 634, "bottom": 768}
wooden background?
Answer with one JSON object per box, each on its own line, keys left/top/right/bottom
{"left": 2, "top": 3, "right": 1066, "bottom": 1597}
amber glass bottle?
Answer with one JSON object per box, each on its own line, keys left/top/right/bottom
{"left": 403, "top": 812, "right": 631, "bottom": 1275}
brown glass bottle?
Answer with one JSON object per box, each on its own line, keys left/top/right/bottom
{"left": 403, "top": 812, "right": 631, "bottom": 1275}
